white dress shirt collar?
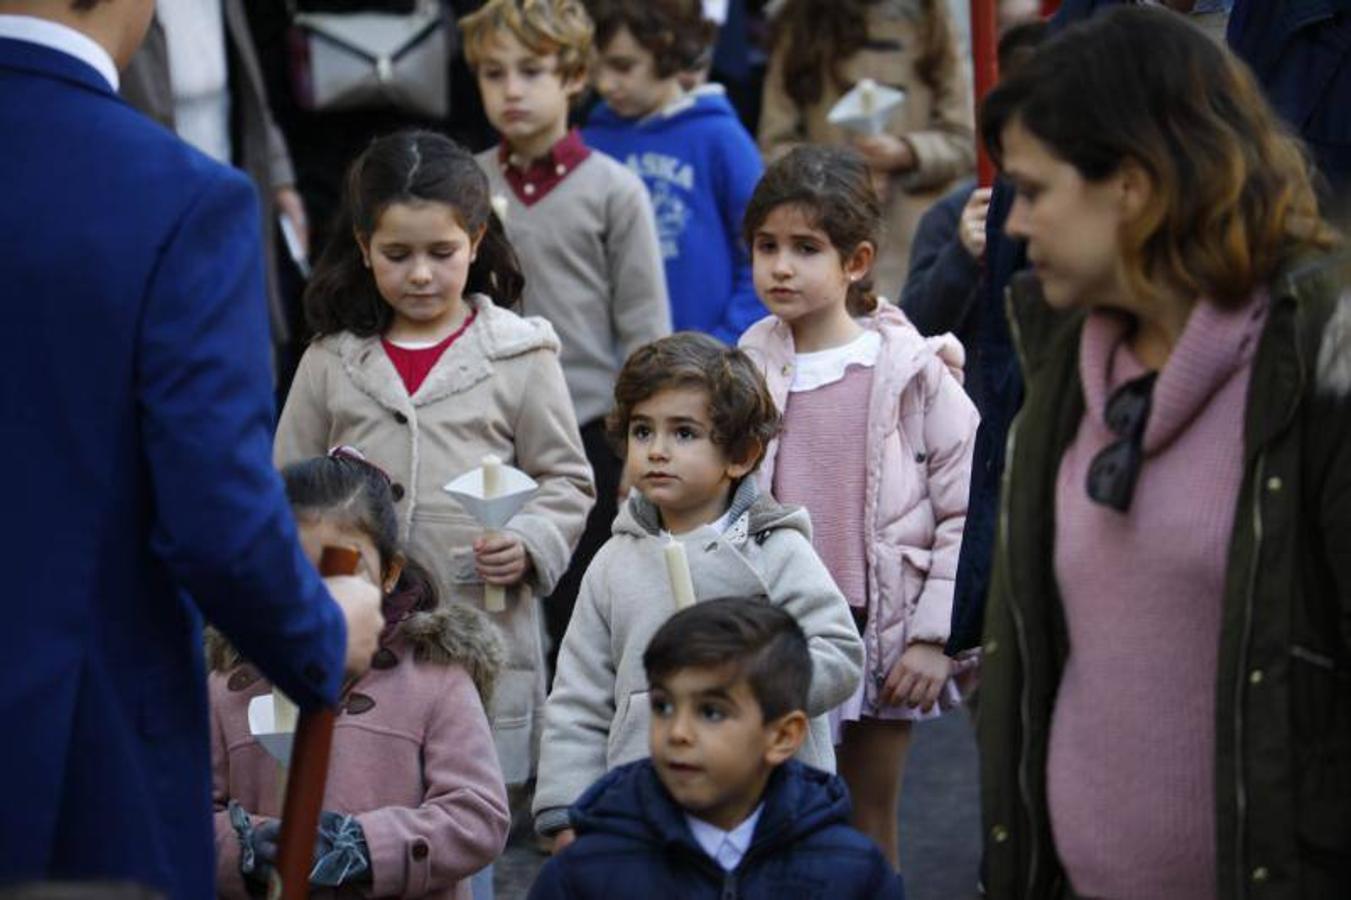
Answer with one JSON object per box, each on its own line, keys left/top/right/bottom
{"left": 0, "top": 14, "right": 119, "bottom": 91}
{"left": 685, "top": 803, "right": 765, "bottom": 872}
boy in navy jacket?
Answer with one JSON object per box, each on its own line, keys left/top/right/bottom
{"left": 528, "top": 598, "right": 904, "bottom": 899}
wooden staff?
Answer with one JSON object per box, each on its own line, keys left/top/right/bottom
{"left": 970, "top": 0, "right": 1000, "bottom": 186}
{"left": 270, "top": 544, "right": 361, "bottom": 900}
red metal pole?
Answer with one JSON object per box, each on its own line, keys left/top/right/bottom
{"left": 271, "top": 545, "right": 362, "bottom": 900}
{"left": 970, "top": 0, "right": 1000, "bottom": 186}
{"left": 1041, "top": 1, "right": 1062, "bottom": 15}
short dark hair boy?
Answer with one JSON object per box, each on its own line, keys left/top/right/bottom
{"left": 527, "top": 598, "right": 904, "bottom": 900}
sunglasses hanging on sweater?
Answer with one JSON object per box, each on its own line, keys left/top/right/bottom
{"left": 1086, "top": 370, "right": 1158, "bottom": 513}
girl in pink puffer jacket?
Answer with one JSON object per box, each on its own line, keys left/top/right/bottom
{"left": 739, "top": 145, "right": 978, "bottom": 868}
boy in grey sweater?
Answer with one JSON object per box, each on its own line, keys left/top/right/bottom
{"left": 461, "top": 0, "right": 672, "bottom": 660}
{"left": 533, "top": 333, "right": 864, "bottom": 850}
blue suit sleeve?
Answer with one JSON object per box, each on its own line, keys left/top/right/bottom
{"left": 710, "top": 125, "right": 767, "bottom": 346}
{"left": 136, "top": 168, "right": 346, "bottom": 709}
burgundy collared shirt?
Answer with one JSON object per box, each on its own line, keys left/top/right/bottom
{"left": 496, "top": 129, "right": 592, "bottom": 206}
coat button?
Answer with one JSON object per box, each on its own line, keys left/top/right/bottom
{"left": 411, "top": 840, "right": 429, "bottom": 860}
{"left": 344, "top": 692, "right": 376, "bottom": 715}
{"left": 228, "top": 667, "right": 259, "bottom": 692}
{"left": 394, "top": 411, "right": 408, "bottom": 424}
{"left": 984, "top": 639, "right": 998, "bottom": 655}
{"left": 1249, "top": 669, "right": 1264, "bottom": 685}
{"left": 1266, "top": 476, "right": 1283, "bottom": 492}
{"left": 991, "top": 825, "right": 1009, "bottom": 843}
{"left": 391, "top": 483, "right": 405, "bottom": 501}
{"left": 1251, "top": 866, "right": 1269, "bottom": 883}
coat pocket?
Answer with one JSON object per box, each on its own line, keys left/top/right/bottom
{"left": 607, "top": 689, "right": 651, "bottom": 769}
{"left": 1291, "top": 646, "right": 1351, "bottom": 861}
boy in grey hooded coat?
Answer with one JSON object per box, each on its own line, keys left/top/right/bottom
{"left": 533, "top": 334, "right": 863, "bottom": 840}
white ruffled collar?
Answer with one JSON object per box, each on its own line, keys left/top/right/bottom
{"left": 789, "top": 329, "right": 881, "bottom": 392}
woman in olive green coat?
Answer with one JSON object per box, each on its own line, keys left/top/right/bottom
{"left": 974, "top": 9, "right": 1348, "bottom": 899}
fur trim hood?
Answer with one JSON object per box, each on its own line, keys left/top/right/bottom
{"left": 206, "top": 602, "right": 505, "bottom": 705}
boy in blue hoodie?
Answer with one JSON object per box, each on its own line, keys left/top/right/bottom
{"left": 584, "top": 0, "right": 766, "bottom": 344}
{"left": 527, "top": 598, "right": 904, "bottom": 899}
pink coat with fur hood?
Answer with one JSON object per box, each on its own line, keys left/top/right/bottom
{"left": 208, "top": 604, "right": 509, "bottom": 900}
{"left": 740, "top": 302, "right": 979, "bottom": 712}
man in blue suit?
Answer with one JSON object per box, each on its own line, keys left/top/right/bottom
{"left": 0, "top": 1, "right": 384, "bottom": 895}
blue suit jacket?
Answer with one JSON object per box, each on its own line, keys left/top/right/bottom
{"left": 0, "top": 38, "right": 346, "bottom": 897}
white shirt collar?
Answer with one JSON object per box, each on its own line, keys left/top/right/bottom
{"left": 0, "top": 14, "right": 119, "bottom": 91}
{"left": 685, "top": 803, "right": 764, "bottom": 872}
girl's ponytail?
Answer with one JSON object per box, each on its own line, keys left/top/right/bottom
{"left": 468, "top": 209, "right": 525, "bottom": 310}
{"left": 389, "top": 556, "right": 439, "bottom": 615}
{"left": 304, "top": 203, "right": 391, "bottom": 338}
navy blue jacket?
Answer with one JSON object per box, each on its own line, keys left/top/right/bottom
{"left": 1228, "top": 0, "right": 1351, "bottom": 214}
{"left": 0, "top": 37, "right": 346, "bottom": 897}
{"left": 947, "top": 0, "right": 1129, "bottom": 653}
{"left": 899, "top": 178, "right": 983, "bottom": 407}
{"left": 528, "top": 759, "right": 905, "bottom": 900}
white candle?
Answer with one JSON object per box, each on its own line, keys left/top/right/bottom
{"left": 664, "top": 537, "right": 696, "bottom": 611}
{"left": 859, "top": 77, "right": 877, "bottom": 116}
{"left": 272, "top": 689, "right": 298, "bottom": 807}
{"left": 481, "top": 455, "right": 506, "bottom": 613}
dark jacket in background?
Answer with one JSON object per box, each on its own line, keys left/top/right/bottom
{"left": 121, "top": 2, "right": 298, "bottom": 352}
{"left": 978, "top": 252, "right": 1351, "bottom": 899}
{"left": 898, "top": 177, "right": 982, "bottom": 403}
{"left": 948, "top": 0, "right": 1137, "bottom": 654}
{"left": 527, "top": 759, "right": 905, "bottom": 900}
{"left": 1228, "top": 0, "right": 1351, "bottom": 223}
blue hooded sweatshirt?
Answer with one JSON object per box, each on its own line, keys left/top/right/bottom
{"left": 527, "top": 758, "right": 905, "bottom": 899}
{"left": 585, "top": 86, "right": 766, "bottom": 345}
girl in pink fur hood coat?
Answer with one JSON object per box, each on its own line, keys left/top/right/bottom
{"left": 738, "top": 143, "right": 978, "bottom": 866}
{"left": 208, "top": 452, "right": 510, "bottom": 899}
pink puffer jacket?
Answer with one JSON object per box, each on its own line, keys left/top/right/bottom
{"left": 740, "top": 302, "right": 979, "bottom": 708}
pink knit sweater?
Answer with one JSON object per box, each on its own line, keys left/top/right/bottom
{"left": 772, "top": 365, "right": 874, "bottom": 609}
{"left": 1048, "top": 294, "right": 1267, "bottom": 899}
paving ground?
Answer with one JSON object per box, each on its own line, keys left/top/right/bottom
{"left": 492, "top": 709, "right": 984, "bottom": 899}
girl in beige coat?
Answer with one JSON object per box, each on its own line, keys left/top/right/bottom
{"left": 759, "top": 0, "right": 975, "bottom": 293}
{"left": 275, "top": 132, "right": 595, "bottom": 784}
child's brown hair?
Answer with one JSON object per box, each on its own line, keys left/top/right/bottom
{"left": 743, "top": 144, "right": 883, "bottom": 317}
{"left": 607, "top": 332, "right": 780, "bottom": 471}
{"left": 589, "top": 0, "right": 716, "bottom": 78}
{"left": 460, "top": 0, "right": 595, "bottom": 81}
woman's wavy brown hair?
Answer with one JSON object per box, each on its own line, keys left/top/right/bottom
{"left": 981, "top": 6, "right": 1339, "bottom": 309}
{"left": 772, "top": 0, "right": 954, "bottom": 108}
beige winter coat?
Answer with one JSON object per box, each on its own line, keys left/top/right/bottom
{"left": 532, "top": 478, "right": 864, "bottom": 834}
{"left": 759, "top": 0, "right": 975, "bottom": 291}
{"left": 275, "top": 295, "right": 595, "bottom": 782}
